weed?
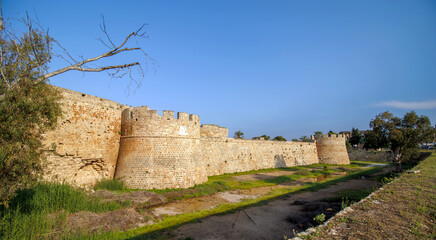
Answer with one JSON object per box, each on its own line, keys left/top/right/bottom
{"left": 313, "top": 213, "right": 326, "bottom": 224}
{"left": 338, "top": 216, "right": 349, "bottom": 223}
{"left": 94, "top": 178, "right": 127, "bottom": 192}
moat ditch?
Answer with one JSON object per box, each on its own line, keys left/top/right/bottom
{"left": 54, "top": 163, "right": 393, "bottom": 239}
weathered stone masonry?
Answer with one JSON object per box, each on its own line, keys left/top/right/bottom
{"left": 43, "top": 87, "right": 350, "bottom": 189}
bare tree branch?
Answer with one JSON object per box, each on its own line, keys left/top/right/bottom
{"left": 1, "top": 14, "right": 153, "bottom": 100}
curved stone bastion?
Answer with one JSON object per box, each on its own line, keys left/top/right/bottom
{"left": 114, "top": 106, "right": 207, "bottom": 189}
{"left": 314, "top": 134, "right": 350, "bottom": 165}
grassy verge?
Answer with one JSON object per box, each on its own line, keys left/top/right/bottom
{"left": 299, "top": 152, "right": 436, "bottom": 240}
{"left": 0, "top": 181, "right": 130, "bottom": 240}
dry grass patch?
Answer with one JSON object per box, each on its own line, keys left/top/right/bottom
{"left": 301, "top": 153, "right": 436, "bottom": 240}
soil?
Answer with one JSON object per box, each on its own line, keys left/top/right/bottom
{"left": 166, "top": 175, "right": 388, "bottom": 240}
{"left": 59, "top": 165, "right": 394, "bottom": 238}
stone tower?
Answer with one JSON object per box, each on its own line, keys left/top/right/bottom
{"left": 313, "top": 134, "right": 350, "bottom": 165}
{"left": 114, "top": 106, "right": 207, "bottom": 189}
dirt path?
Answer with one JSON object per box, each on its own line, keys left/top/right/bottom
{"left": 61, "top": 165, "right": 392, "bottom": 237}
{"left": 167, "top": 167, "right": 393, "bottom": 240}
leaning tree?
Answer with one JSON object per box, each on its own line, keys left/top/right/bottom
{"left": 0, "top": 12, "right": 151, "bottom": 207}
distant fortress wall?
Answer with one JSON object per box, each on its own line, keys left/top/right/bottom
{"left": 200, "top": 138, "right": 319, "bottom": 176}
{"left": 43, "top": 88, "right": 350, "bottom": 189}
{"left": 314, "top": 134, "right": 350, "bottom": 165}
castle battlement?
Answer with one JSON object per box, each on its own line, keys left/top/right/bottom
{"left": 42, "top": 87, "right": 350, "bottom": 190}
{"left": 121, "top": 106, "right": 200, "bottom": 138}
{"left": 312, "top": 134, "right": 346, "bottom": 141}
{"left": 123, "top": 106, "right": 199, "bottom": 123}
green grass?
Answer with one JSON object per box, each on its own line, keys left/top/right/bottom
{"left": 0, "top": 162, "right": 384, "bottom": 239}
{"left": 149, "top": 163, "right": 366, "bottom": 201}
{"left": 0, "top": 181, "right": 130, "bottom": 240}
{"left": 83, "top": 165, "right": 386, "bottom": 239}
{"left": 327, "top": 187, "right": 375, "bottom": 203}
{"left": 299, "top": 152, "right": 436, "bottom": 240}
{"left": 94, "top": 178, "right": 128, "bottom": 192}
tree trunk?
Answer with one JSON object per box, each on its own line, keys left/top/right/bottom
{"left": 392, "top": 148, "right": 402, "bottom": 172}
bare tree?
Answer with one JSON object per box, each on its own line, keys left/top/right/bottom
{"left": 0, "top": 11, "right": 153, "bottom": 99}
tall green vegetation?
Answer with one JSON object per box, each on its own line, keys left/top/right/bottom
{"left": 349, "top": 127, "right": 361, "bottom": 148}
{"left": 300, "top": 135, "right": 311, "bottom": 142}
{"left": 328, "top": 130, "right": 337, "bottom": 136}
{"left": 314, "top": 131, "right": 323, "bottom": 136}
{"left": 0, "top": 182, "right": 129, "bottom": 239}
{"left": 234, "top": 130, "right": 244, "bottom": 139}
{"left": 364, "top": 111, "right": 435, "bottom": 171}
{"left": 260, "top": 134, "right": 271, "bottom": 140}
{"left": 0, "top": 13, "right": 148, "bottom": 207}
{"left": 0, "top": 16, "right": 62, "bottom": 207}
{"left": 272, "top": 136, "right": 287, "bottom": 141}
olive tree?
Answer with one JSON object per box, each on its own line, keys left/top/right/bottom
{"left": 368, "top": 111, "right": 434, "bottom": 171}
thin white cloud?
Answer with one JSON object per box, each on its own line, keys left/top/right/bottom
{"left": 378, "top": 100, "right": 436, "bottom": 110}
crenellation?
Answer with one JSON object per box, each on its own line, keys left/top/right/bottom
{"left": 43, "top": 87, "right": 350, "bottom": 189}
{"left": 163, "top": 110, "right": 175, "bottom": 120}
{"left": 177, "top": 112, "right": 190, "bottom": 121}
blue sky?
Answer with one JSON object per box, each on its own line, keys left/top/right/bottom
{"left": 6, "top": 0, "right": 436, "bottom": 139}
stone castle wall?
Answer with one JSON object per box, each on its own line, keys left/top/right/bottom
{"left": 201, "top": 138, "right": 319, "bottom": 176}
{"left": 200, "top": 124, "right": 228, "bottom": 138}
{"left": 42, "top": 87, "right": 126, "bottom": 186}
{"left": 114, "top": 107, "right": 207, "bottom": 189}
{"left": 115, "top": 106, "right": 349, "bottom": 190}
{"left": 348, "top": 150, "right": 391, "bottom": 162}
{"left": 42, "top": 88, "right": 350, "bottom": 189}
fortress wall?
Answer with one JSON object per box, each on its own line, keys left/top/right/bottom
{"left": 115, "top": 137, "right": 206, "bottom": 189}
{"left": 200, "top": 138, "right": 319, "bottom": 176}
{"left": 115, "top": 107, "right": 207, "bottom": 189}
{"left": 41, "top": 88, "right": 351, "bottom": 189}
{"left": 121, "top": 107, "right": 200, "bottom": 138}
{"left": 200, "top": 124, "right": 228, "bottom": 138}
{"left": 314, "top": 134, "right": 350, "bottom": 165}
{"left": 348, "top": 150, "right": 391, "bottom": 162}
{"left": 42, "top": 87, "right": 126, "bottom": 186}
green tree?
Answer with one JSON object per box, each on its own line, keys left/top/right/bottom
{"left": 291, "top": 138, "right": 299, "bottom": 142}
{"left": 234, "top": 131, "right": 244, "bottom": 139}
{"left": 300, "top": 136, "right": 311, "bottom": 142}
{"left": 272, "top": 136, "right": 287, "bottom": 141}
{"left": 0, "top": 14, "right": 149, "bottom": 207}
{"left": 367, "top": 111, "right": 435, "bottom": 171}
{"left": 0, "top": 18, "right": 62, "bottom": 207}
{"left": 314, "top": 131, "right": 323, "bottom": 136}
{"left": 260, "top": 135, "right": 271, "bottom": 140}
{"left": 327, "top": 130, "right": 337, "bottom": 136}
{"left": 349, "top": 127, "right": 361, "bottom": 148}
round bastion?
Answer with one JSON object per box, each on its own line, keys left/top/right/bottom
{"left": 313, "top": 134, "right": 350, "bottom": 165}
{"left": 114, "top": 106, "right": 207, "bottom": 189}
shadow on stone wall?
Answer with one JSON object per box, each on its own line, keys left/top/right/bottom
{"left": 274, "top": 154, "right": 286, "bottom": 168}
